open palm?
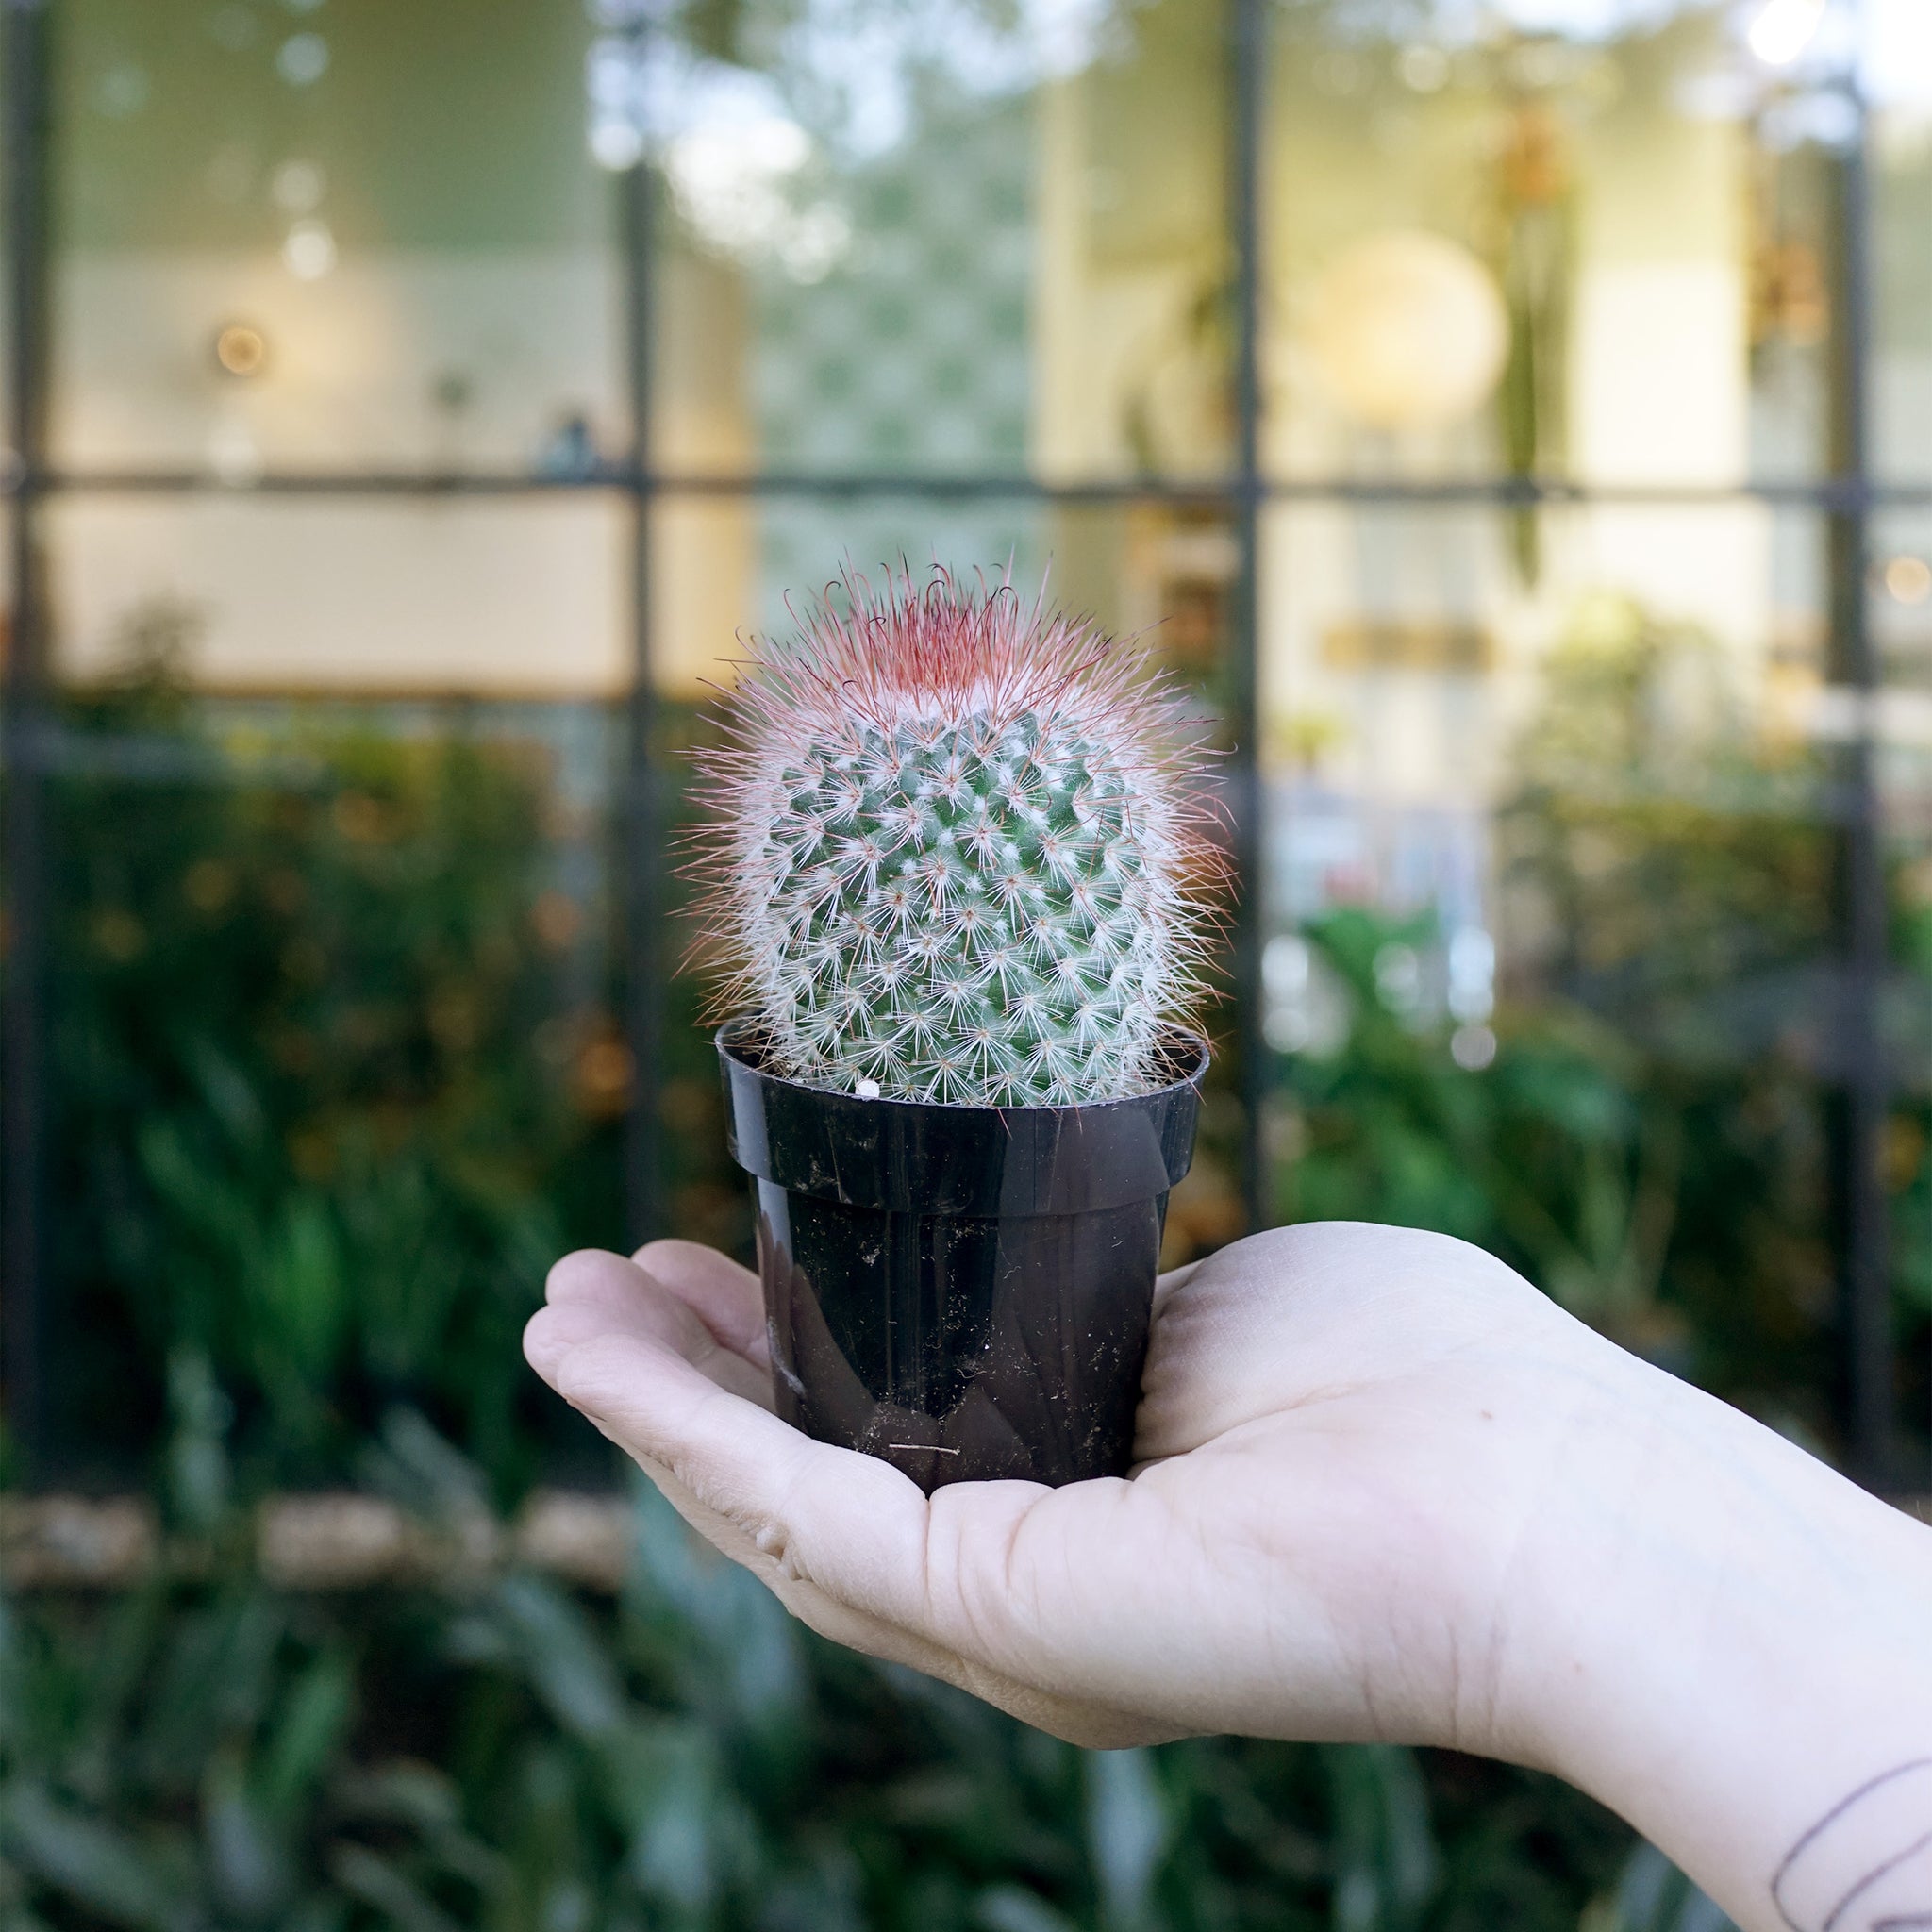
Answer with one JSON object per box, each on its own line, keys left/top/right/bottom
{"left": 523, "top": 1222, "right": 1654, "bottom": 1759}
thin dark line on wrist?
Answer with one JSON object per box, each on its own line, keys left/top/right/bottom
{"left": 1825, "top": 1833, "right": 1932, "bottom": 1932}
{"left": 1774, "top": 1759, "right": 1932, "bottom": 1932}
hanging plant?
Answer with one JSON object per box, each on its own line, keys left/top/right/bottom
{"left": 1490, "top": 94, "right": 1574, "bottom": 586}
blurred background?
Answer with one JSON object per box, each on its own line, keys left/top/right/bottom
{"left": 0, "top": 0, "right": 1928, "bottom": 1924}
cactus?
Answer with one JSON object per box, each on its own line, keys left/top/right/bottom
{"left": 695, "top": 565, "right": 1221, "bottom": 1108}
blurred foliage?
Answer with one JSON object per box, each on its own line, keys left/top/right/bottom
{"left": 1882, "top": 852, "right": 1932, "bottom": 1448}
{"left": 42, "top": 611, "right": 625, "bottom": 1493}
{"left": 1274, "top": 905, "right": 1832, "bottom": 1409}
{"left": 11, "top": 591, "right": 1915, "bottom": 1924}
{"left": 0, "top": 1395, "right": 1643, "bottom": 1932}
{"left": 1274, "top": 594, "right": 1932, "bottom": 1448}
{"left": 1577, "top": 1844, "right": 1738, "bottom": 1932}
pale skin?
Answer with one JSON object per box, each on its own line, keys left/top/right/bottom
{"left": 523, "top": 1222, "right": 1932, "bottom": 1932}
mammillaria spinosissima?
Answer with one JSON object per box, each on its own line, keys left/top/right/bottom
{"left": 694, "top": 566, "right": 1223, "bottom": 1108}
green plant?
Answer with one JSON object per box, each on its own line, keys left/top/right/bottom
{"left": 1580, "top": 1843, "right": 1737, "bottom": 1932}
{"left": 0, "top": 1405, "right": 1636, "bottom": 1932}
{"left": 43, "top": 631, "right": 625, "bottom": 1491}
{"left": 1275, "top": 908, "right": 1709, "bottom": 1363}
{"left": 693, "top": 567, "right": 1220, "bottom": 1106}
{"left": 1274, "top": 596, "right": 1848, "bottom": 1428}
{"left": 6, "top": 587, "right": 1892, "bottom": 1926}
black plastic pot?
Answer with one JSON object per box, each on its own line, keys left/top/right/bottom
{"left": 716, "top": 1021, "right": 1207, "bottom": 1491}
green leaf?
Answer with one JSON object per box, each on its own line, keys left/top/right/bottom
{"left": 487, "top": 1577, "right": 625, "bottom": 1744}
{"left": 604, "top": 1723, "right": 725, "bottom": 1914}
{"left": 202, "top": 1749, "right": 292, "bottom": 1921}
{"left": 627, "top": 1487, "right": 805, "bottom": 1735}
{"left": 137, "top": 1591, "right": 285, "bottom": 1774}
{"left": 329, "top": 1843, "right": 466, "bottom": 1932}
{"left": 259, "top": 1652, "right": 356, "bottom": 1816}
{"left": 334, "top": 1763, "right": 502, "bottom": 1894}
{"left": 1322, "top": 1745, "right": 1438, "bottom": 1932}
{"left": 1085, "top": 1749, "right": 1170, "bottom": 1931}
{"left": 255, "top": 1195, "right": 351, "bottom": 1386}
{"left": 136, "top": 1120, "right": 260, "bottom": 1261}
{"left": 280, "top": 1896, "right": 350, "bottom": 1932}
{"left": 0, "top": 1782, "right": 194, "bottom": 1932}
{"left": 178, "top": 1036, "right": 269, "bottom": 1151}
{"left": 165, "top": 1348, "right": 233, "bottom": 1532}
{"left": 1589, "top": 1843, "right": 1738, "bottom": 1932}
{"left": 365, "top": 1409, "right": 490, "bottom": 1524}
{"left": 334, "top": 1763, "right": 462, "bottom": 1838}
{"left": 974, "top": 1884, "right": 1080, "bottom": 1932}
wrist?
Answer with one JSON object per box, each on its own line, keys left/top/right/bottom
{"left": 1495, "top": 1349, "right": 1932, "bottom": 1928}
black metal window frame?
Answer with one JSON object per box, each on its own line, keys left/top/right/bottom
{"left": 0, "top": 0, "right": 1918, "bottom": 1488}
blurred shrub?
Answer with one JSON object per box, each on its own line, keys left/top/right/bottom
{"left": 1274, "top": 904, "right": 1833, "bottom": 1417}
{"left": 7, "top": 594, "right": 1901, "bottom": 1920}
{"left": 0, "top": 1408, "right": 1635, "bottom": 1932}
{"left": 1272, "top": 595, "right": 1932, "bottom": 1446}
{"left": 42, "top": 632, "right": 625, "bottom": 1491}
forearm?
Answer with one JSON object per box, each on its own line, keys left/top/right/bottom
{"left": 1503, "top": 1364, "right": 1932, "bottom": 1932}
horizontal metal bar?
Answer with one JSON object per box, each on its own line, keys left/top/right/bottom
{"left": 16, "top": 466, "right": 1932, "bottom": 510}
{"left": 0, "top": 1488, "right": 635, "bottom": 1593}
{"left": 11, "top": 722, "right": 1914, "bottom": 829}
{"left": 11, "top": 1488, "right": 1929, "bottom": 1592}
{"left": 25, "top": 467, "right": 640, "bottom": 498}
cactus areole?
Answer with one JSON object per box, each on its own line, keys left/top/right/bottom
{"left": 695, "top": 566, "right": 1220, "bottom": 1109}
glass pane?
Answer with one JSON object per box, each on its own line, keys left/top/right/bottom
{"left": 47, "top": 497, "right": 631, "bottom": 695}
{"left": 1875, "top": 505, "right": 1932, "bottom": 1476}
{"left": 651, "top": 494, "right": 1053, "bottom": 696}
{"left": 652, "top": 491, "right": 1249, "bottom": 1268}
{"left": 652, "top": 492, "right": 1246, "bottom": 704}
{"left": 1870, "top": 0, "right": 1932, "bottom": 485}
{"left": 1259, "top": 498, "right": 1843, "bottom": 1441}
{"left": 38, "top": 499, "right": 632, "bottom": 1481}
{"left": 44, "top": 702, "right": 625, "bottom": 1488}
{"left": 1265, "top": 0, "right": 1854, "bottom": 490}
{"left": 0, "top": 20, "right": 9, "bottom": 475}
{"left": 648, "top": 0, "right": 1232, "bottom": 482}
{"left": 0, "top": 502, "right": 22, "bottom": 1472}
{"left": 56, "top": 0, "right": 624, "bottom": 474}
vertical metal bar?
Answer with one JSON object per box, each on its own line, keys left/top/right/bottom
{"left": 619, "top": 33, "right": 662, "bottom": 1250}
{"left": 1824, "top": 80, "right": 1891, "bottom": 1488}
{"left": 1227, "top": 0, "right": 1267, "bottom": 1229}
{"left": 2, "top": 0, "right": 51, "bottom": 1476}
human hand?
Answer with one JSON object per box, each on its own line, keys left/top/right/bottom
{"left": 522, "top": 1222, "right": 1669, "bottom": 1757}
{"left": 525, "top": 1222, "right": 1932, "bottom": 1932}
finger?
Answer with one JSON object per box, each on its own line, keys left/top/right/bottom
{"left": 526, "top": 1296, "right": 774, "bottom": 1410}
{"left": 529, "top": 1252, "right": 773, "bottom": 1409}
{"left": 551, "top": 1331, "right": 1034, "bottom": 1692}
{"left": 559, "top": 1344, "right": 1182, "bottom": 1754}
{"left": 552, "top": 1324, "right": 929, "bottom": 1616}
{"left": 614, "top": 1434, "right": 1173, "bottom": 1747}
{"left": 551, "top": 1319, "right": 1197, "bottom": 1730}
{"left": 552, "top": 1321, "right": 1112, "bottom": 1688}
{"left": 630, "top": 1239, "right": 770, "bottom": 1367}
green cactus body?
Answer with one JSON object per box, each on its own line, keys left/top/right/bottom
{"left": 698, "top": 568, "right": 1218, "bottom": 1108}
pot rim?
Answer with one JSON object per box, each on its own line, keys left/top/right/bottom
{"left": 714, "top": 1016, "right": 1209, "bottom": 1119}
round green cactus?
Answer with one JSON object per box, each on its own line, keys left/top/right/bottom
{"left": 696, "top": 567, "right": 1221, "bottom": 1108}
